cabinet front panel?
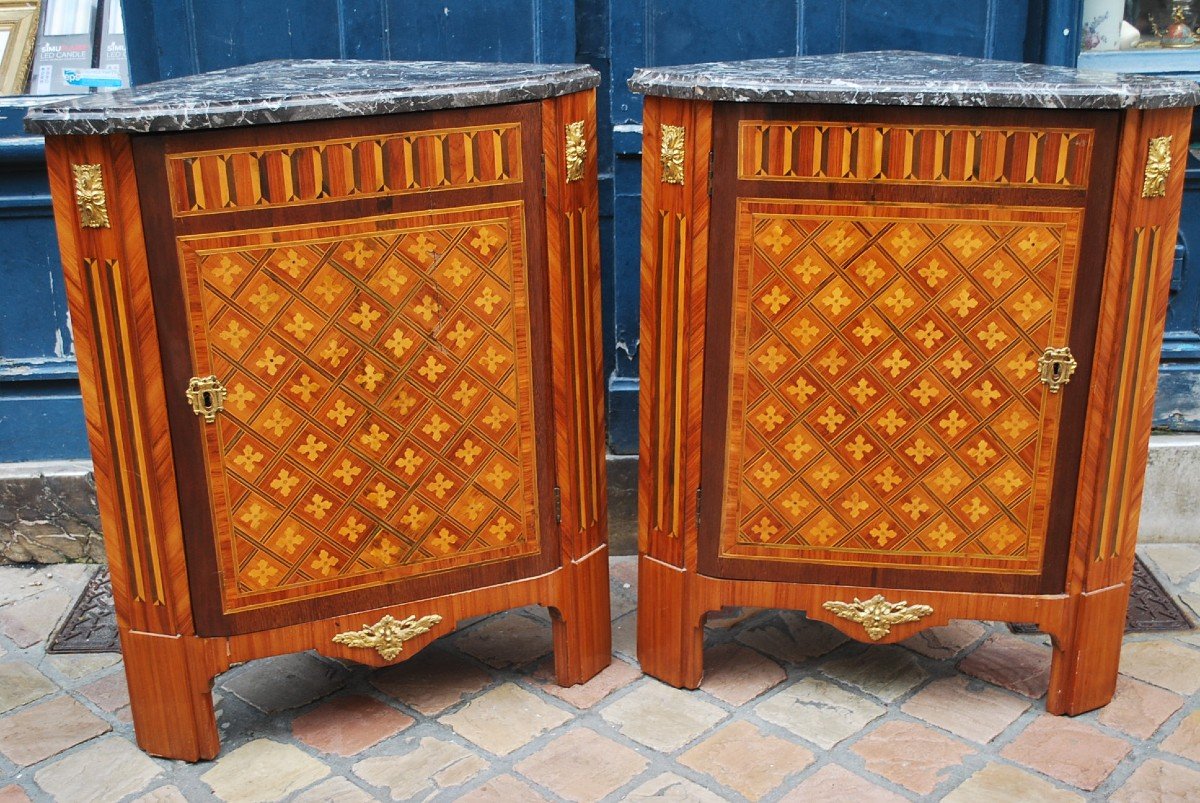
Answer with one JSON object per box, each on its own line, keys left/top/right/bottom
{"left": 699, "top": 104, "right": 1118, "bottom": 594}
{"left": 183, "top": 204, "right": 543, "bottom": 614}
{"left": 134, "top": 105, "right": 559, "bottom": 635}
{"left": 716, "top": 200, "right": 1080, "bottom": 574}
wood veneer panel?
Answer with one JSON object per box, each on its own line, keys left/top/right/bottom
{"left": 44, "top": 134, "right": 194, "bottom": 637}
{"left": 637, "top": 96, "right": 713, "bottom": 568}
{"left": 542, "top": 89, "right": 608, "bottom": 561}
{"left": 1071, "top": 107, "right": 1194, "bottom": 595}
{"left": 698, "top": 103, "right": 1118, "bottom": 595}
{"left": 45, "top": 90, "right": 609, "bottom": 761}
{"left": 540, "top": 89, "right": 611, "bottom": 682}
{"left": 134, "top": 104, "right": 561, "bottom": 636}
{"left": 636, "top": 89, "right": 1193, "bottom": 719}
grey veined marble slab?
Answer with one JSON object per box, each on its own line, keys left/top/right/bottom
{"left": 629, "top": 51, "right": 1200, "bottom": 110}
{"left": 25, "top": 59, "right": 600, "bottom": 136}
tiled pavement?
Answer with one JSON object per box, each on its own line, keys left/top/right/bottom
{"left": 1, "top": 548, "right": 1200, "bottom": 801}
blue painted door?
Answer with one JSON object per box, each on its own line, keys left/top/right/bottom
{"left": 1156, "top": 154, "right": 1200, "bottom": 428}
{"left": 121, "top": 0, "right": 578, "bottom": 81}
{"left": 0, "top": 110, "right": 84, "bottom": 460}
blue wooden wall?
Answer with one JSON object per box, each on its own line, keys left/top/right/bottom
{"left": 1156, "top": 153, "right": 1200, "bottom": 429}
{"left": 0, "top": 104, "right": 85, "bottom": 460}
{"left": 33, "top": 0, "right": 1200, "bottom": 464}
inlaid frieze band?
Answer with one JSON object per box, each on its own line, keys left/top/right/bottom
{"left": 651, "top": 211, "right": 688, "bottom": 535}
{"left": 1095, "top": 226, "right": 1161, "bottom": 560}
{"left": 168, "top": 123, "right": 522, "bottom": 215}
{"left": 739, "top": 122, "right": 1093, "bottom": 188}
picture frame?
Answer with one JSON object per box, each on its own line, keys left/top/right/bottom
{"left": 0, "top": 1, "right": 39, "bottom": 95}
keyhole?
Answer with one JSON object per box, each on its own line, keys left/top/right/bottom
{"left": 201, "top": 391, "right": 213, "bottom": 410}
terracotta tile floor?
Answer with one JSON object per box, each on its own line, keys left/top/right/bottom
{"left": 1, "top": 546, "right": 1200, "bottom": 801}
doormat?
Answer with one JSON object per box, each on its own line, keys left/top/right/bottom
{"left": 1009, "top": 555, "right": 1194, "bottom": 635}
{"left": 46, "top": 567, "right": 119, "bottom": 654}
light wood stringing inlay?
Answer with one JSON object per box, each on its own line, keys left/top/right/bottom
{"left": 180, "top": 203, "right": 542, "bottom": 612}
{"left": 651, "top": 211, "right": 688, "bottom": 536}
{"left": 1095, "top": 225, "right": 1159, "bottom": 560}
{"left": 719, "top": 200, "right": 1084, "bottom": 573}
{"left": 83, "top": 257, "right": 168, "bottom": 606}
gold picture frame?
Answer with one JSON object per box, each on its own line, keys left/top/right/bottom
{"left": 0, "top": 1, "right": 39, "bottom": 95}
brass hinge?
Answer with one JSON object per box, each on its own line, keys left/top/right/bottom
{"left": 696, "top": 487, "right": 703, "bottom": 526}
{"left": 553, "top": 486, "right": 562, "bottom": 524}
{"left": 707, "top": 151, "right": 714, "bottom": 197}
{"left": 1037, "top": 346, "right": 1077, "bottom": 393}
{"left": 541, "top": 154, "right": 547, "bottom": 196}
{"left": 186, "top": 375, "right": 226, "bottom": 423}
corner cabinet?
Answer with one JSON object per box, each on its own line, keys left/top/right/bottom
{"left": 631, "top": 52, "right": 1199, "bottom": 715}
{"left": 28, "top": 60, "right": 610, "bottom": 760}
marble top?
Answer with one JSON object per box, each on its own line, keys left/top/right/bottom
{"left": 629, "top": 51, "right": 1200, "bottom": 110}
{"left": 24, "top": 59, "right": 600, "bottom": 135}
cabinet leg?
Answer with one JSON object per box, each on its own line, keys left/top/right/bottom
{"left": 549, "top": 547, "right": 612, "bottom": 686}
{"left": 1046, "top": 584, "right": 1129, "bottom": 715}
{"left": 119, "top": 629, "right": 220, "bottom": 761}
{"left": 636, "top": 555, "right": 705, "bottom": 688}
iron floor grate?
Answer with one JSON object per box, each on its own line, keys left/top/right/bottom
{"left": 1009, "top": 555, "right": 1194, "bottom": 636}
{"left": 46, "top": 567, "right": 119, "bottom": 654}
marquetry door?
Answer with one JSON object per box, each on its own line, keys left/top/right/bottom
{"left": 698, "top": 104, "right": 1121, "bottom": 595}
{"left": 133, "top": 104, "right": 559, "bottom": 635}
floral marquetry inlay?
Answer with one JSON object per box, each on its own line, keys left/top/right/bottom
{"left": 719, "top": 200, "right": 1084, "bottom": 574}
{"left": 182, "top": 205, "right": 541, "bottom": 612}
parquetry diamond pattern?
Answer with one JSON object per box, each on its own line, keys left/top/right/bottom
{"left": 186, "top": 206, "right": 541, "bottom": 610}
{"left": 721, "top": 201, "right": 1084, "bottom": 573}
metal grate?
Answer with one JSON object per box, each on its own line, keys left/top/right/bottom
{"left": 1009, "top": 555, "right": 1194, "bottom": 635}
{"left": 46, "top": 568, "right": 119, "bottom": 653}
